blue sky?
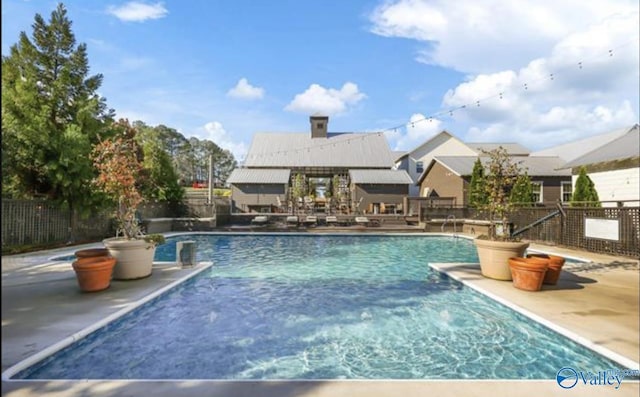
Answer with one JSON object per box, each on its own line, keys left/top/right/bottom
{"left": 2, "top": 1, "right": 639, "bottom": 161}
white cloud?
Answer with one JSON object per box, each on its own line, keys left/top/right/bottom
{"left": 107, "top": 2, "right": 168, "bottom": 22}
{"left": 439, "top": 11, "right": 639, "bottom": 149}
{"left": 370, "top": 0, "right": 637, "bottom": 74}
{"left": 285, "top": 82, "right": 366, "bottom": 115}
{"left": 199, "top": 121, "right": 248, "bottom": 161}
{"left": 227, "top": 78, "right": 265, "bottom": 100}
{"left": 385, "top": 113, "right": 444, "bottom": 151}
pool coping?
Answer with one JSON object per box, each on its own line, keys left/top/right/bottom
{"left": 2, "top": 232, "right": 638, "bottom": 395}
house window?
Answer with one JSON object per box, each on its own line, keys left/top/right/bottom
{"left": 316, "top": 123, "right": 324, "bottom": 129}
{"left": 532, "top": 181, "right": 543, "bottom": 203}
{"left": 416, "top": 161, "right": 424, "bottom": 174}
{"left": 561, "top": 181, "right": 573, "bottom": 202}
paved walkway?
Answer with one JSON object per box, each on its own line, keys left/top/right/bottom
{"left": 1, "top": 236, "right": 638, "bottom": 397}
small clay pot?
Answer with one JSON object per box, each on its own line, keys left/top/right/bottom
{"left": 527, "top": 254, "right": 565, "bottom": 285}
{"left": 508, "top": 257, "right": 548, "bottom": 292}
{"left": 72, "top": 256, "right": 116, "bottom": 292}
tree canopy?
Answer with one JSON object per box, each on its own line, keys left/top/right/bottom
{"left": 2, "top": 3, "right": 113, "bottom": 213}
{"left": 509, "top": 173, "right": 535, "bottom": 206}
{"left": 571, "top": 167, "right": 601, "bottom": 207}
{"left": 2, "top": 3, "right": 238, "bottom": 217}
{"left": 468, "top": 158, "right": 488, "bottom": 208}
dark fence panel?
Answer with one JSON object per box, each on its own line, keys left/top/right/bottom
{"left": 2, "top": 200, "right": 113, "bottom": 248}
{"left": 410, "top": 196, "right": 639, "bottom": 258}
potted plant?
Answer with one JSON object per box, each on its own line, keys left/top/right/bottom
{"left": 92, "top": 119, "right": 166, "bottom": 280}
{"left": 508, "top": 256, "right": 549, "bottom": 291}
{"left": 473, "top": 147, "right": 530, "bottom": 280}
{"left": 72, "top": 255, "right": 116, "bottom": 292}
{"left": 526, "top": 253, "right": 566, "bottom": 285}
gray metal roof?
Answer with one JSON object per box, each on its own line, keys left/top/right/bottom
{"left": 468, "top": 143, "right": 531, "bottom": 156}
{"left": 560, "top": 125, "right": 639, "bottom": 169}
{"left": 243, "top": 132, "right": 396, "bottom": 168}
{"left": 227, "top": 168, "right": 291, "bottom": 184}
{"left": 431, "top": 156, "right": 571, "bottom": 178}
{"left": 349, "top": 169, "right": 413, "bottom": 184}
{"left": 530, "top": 125, "right": 636, "bottom": 162}
{"left": 393, "top": 151, "right": 408, "bottom": 161}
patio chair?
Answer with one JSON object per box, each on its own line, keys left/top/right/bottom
{"left": 304, "top": 215, "right": 318, "bottom": 227}
{"left": 286, "top": 215, "right": 299, "bottom": 227}
{"left": 251, "top": 215, "right": 269, "bottom": 226}
{"left": 325, "top": 215, "right": 338, "bottom": 226}
{"left": 355, "top": 216, "right": 370, "bottom": 227}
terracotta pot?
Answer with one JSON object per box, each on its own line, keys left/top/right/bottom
{"left": 75, "top": 248, "right": 110, "bottom": 259}
{"left": 72, "top": 256, "right": 116, "bottom": 292}
{"left": 527, "top": 254, "right": 566, "bottom": 285}
{"left": 508, "top": 257, "right": 548, "bottom": 292}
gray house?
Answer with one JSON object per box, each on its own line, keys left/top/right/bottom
{"left": 228, "top": 114, "right": 412, "bottom": 214}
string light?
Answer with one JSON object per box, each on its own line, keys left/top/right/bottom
{"left": 240, "top": 41, "right": 635, "bottom": 163}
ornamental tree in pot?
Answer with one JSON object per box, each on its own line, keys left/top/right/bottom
{"left": 92, "top": 119, "right": 165, "bottom": 280}
{"left": 474, "top": 147, "right": 530, "bottom": 280}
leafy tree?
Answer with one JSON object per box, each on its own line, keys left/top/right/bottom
{"left": 480, "top": 147, "right": 523, "bottom": 240}
{"left": 92, "top": 120, "right": 144, "bottom": 239}
{"left": 173, "top": 136, "right": 236, "bottom": 186}
{"left": 509, "top": 172, "right": 534, "bottom": 206}
{"left": 291, "top": 174, "right": 306, "bottom": 201}
{"left": 571, "top": 166, "right": 601, "bottom": 207}
{"left": 468, "top": 158, "right": 488, "bottom": 208}
{"left": 132, "top": 121, "right": 184, "bottom": 204}
{"left": 2, "top": 3, "right": 113, "bottom": 216}
{"left": 140, "top": 137, "right": 184, "bottom": 205}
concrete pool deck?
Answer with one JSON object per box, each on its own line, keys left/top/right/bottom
{"left": 1, "top": 236, "right": 639, "bottom": 397}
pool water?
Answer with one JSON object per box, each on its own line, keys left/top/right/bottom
{"left": 18, "top": 235, "right": 624, "bottom": 379}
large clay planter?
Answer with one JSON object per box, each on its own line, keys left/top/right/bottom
{"left": 474, "top": 238, "right": 530, "bottom": 280}
{"left": 508, "top": 257, "right": 548, "bottom": 292}
{"left": 72, "top": 256, "right": 116, "bottom": 292}
{"left": 103, "top": 238, "right": 156, "bottom": 280}
{"left": 527, "top": 254, "right": 566, "bottom": 285}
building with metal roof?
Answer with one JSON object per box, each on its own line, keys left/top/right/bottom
{"left": 228, "top": 115, "right": 412, "bottom": 214}
{"left": 557, "top": 125, "right": 639, "bottom": 207}
{"left": 467, "top": 143, "right": 531, "bottom": 156}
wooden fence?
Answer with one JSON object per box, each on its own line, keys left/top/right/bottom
{"left": 2, "top": 198, "right": 234, "bottom": 251}
{"left": 1, "top": 200, "right": 113, "bottom": 249}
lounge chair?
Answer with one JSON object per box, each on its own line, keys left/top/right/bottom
{"left": 355, "top": 216, "right": 369, "bottom": 226}
{"left": 286, "top": 216, "right": 299, "bottom": 227}
{"left": 251, "top": 215, "right": 269, "bottom": 226}
{"left": 304, "top": 215, "right": 317, "bottom": 227}
{"left": 325, "top": 215, "right": 338, "bottom": 226}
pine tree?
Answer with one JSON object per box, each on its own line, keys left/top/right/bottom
{"left": 571, "top": 167, "right": 601, "bottom": 207}
{"left": 509, "top": 173, "right": 534, "bottom": 206}
{"left": 468, "top": 158, "right": 488, "bottom": 208}
{"left": 2, "top": 3, "right": 113, "bottom": 214}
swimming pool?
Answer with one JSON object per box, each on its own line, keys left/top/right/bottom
{"left": 14, "top": 234, "right": 626, "bottom": 379}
